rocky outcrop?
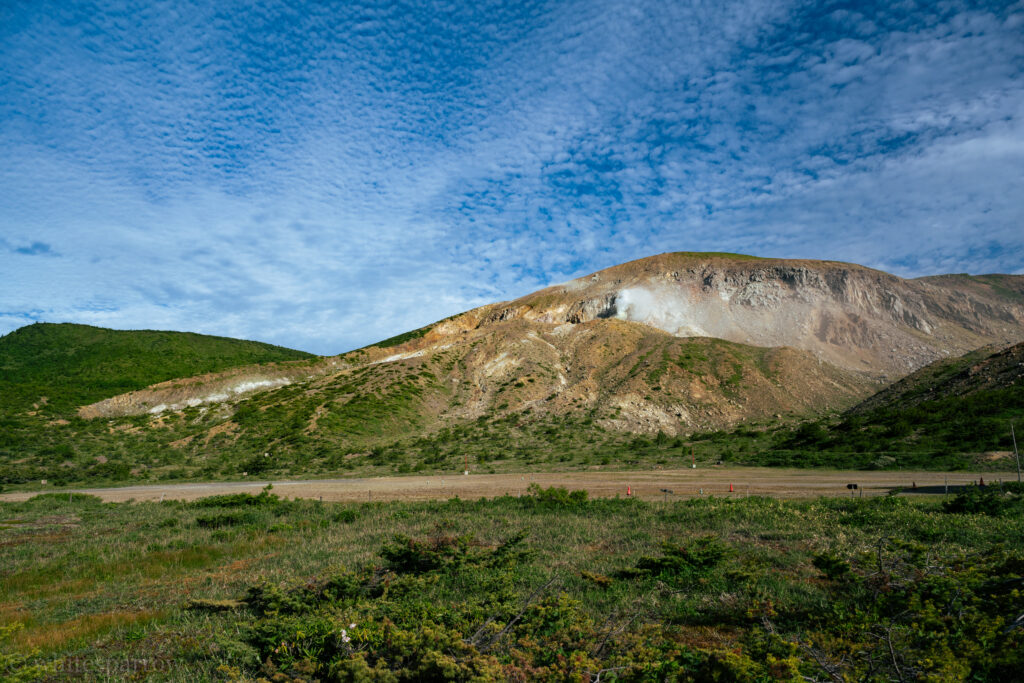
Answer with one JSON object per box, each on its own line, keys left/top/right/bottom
{"left": 564, "top": 294, "right": 617, "bottom": 323}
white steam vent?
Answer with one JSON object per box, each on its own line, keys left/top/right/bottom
{"left": 231, "top": 379, "right": 290, "bottom": 394}
{"left": 614, "top": 287, "right": 711, "bottom": 337}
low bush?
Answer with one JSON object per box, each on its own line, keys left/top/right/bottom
{"left": 196, "top": 510, "right": 263, "bottom": 528}
{"left": 943, "top": 482, "right": 1024, "bottom": 516}
{"left": 618, "top": 535, "right": 730, "bottom": 582}
{"left": 189, "top": 484, "right": 286, "bottom": 510}
{"left": 522, "top": 483, "right": 588, "bottom": 510}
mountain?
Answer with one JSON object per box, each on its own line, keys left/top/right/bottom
{"left": 78, "top": 253, "right": 1024, "bottom": 418}
{"left": 848, "top": 340, "right": 1024, "bottom": 415}
{"left": 3, "top": 253, "right": 1023, "bottom": 485}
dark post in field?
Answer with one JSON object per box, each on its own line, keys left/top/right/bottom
{"left": 1012, "top": 422, "right": 1021, "bottom": 484}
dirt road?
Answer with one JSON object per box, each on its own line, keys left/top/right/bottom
{"left": 0, "top": 468, "right": 1009, "bottom": 503}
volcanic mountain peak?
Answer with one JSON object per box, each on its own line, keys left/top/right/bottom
{"left": 7, "top": 254, "right": 1022, "bottom": 486}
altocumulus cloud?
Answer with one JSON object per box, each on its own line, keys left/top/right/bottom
{"left": 0, "top": 0, "right": 1021, "bottom": 353}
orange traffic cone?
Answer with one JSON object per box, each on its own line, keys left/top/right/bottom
{"left": 729, "top": 483, "right": 734, "bottom": 492}
{"left": 626, "top": 485, "right": 632, "bottom": 496}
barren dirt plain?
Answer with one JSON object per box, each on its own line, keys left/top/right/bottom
{"left": 1, "top": 467, "right": 1014, "bottom": 503}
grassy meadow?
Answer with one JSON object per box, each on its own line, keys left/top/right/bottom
{"left": 2, "top": 485, "right": 1022, "bottom": 681}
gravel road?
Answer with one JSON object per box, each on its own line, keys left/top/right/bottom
{"left": 0, "top": 467, "right": 1008, "bottom": 503}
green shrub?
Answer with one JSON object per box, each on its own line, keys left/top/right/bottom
{"left": 380, "top": 533, "right": 476, "bottom": 573}
{"left": 523, "top": 483, "right": 588, "bottom": 510}
{"left": 196, "top": 510, "right": 261, "bottom": 528}
{"left": 618, "top": 535, "right": 730, "bottom": 582}
{"left": 943, "top": 483, "right": 1023, "bottom": 516}
{"left": 190, "top": 484, "right": 284, "bottom": 509}
{"left": 331, "top": 508, "right": 359, "bottom": 523}
{"left": 380, "top": 530, "right": 530, "bottom": 574}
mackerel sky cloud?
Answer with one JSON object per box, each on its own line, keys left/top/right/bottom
{"left": 1, "top": 0, "right": 1022, "bottom": 353}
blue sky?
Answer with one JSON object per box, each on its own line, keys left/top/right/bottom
{"left": 1, "top": 0, "right": 1022, "bottom": 354}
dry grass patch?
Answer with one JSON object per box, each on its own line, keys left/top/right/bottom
{"left": 169, "top": 434, "right": 195, "bottom": 448}
{"left": 12, "top": 608, "right": 165, "bottom": 653}
{"left": 670, "top": 624, "right": 743, "bottom": 650}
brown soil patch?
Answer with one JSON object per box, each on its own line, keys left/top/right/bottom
{"left": 204, "top": 420, "right": 239, "bottom": 445}
{"left": 672, "top": 624, "right": 742, "bottom": 650}
{"left": 170, "top": 435, "right": 195, "bottom": 449}
{"left": 0, "top": 514, "right": 80, "bottom": 529}
{"left": 148, "top": 414, "right": 176, "bottom": 429}
{"left": 109, "top": 423, "right": 141, "bottom": 435}
{"left": 0, "top": 530, "right": 72, "bottom": 549}
{"left": 982, "top": 451, "right": 1012, "bottom": 461}
{"left": 305, "top": 403, "right": 328, "bottom": 433}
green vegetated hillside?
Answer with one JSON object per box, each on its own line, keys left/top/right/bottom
{"left": 0, "top": 322, "right": 315, "bottom": 413}
{"left": 726, "top": 341, "right": 1024, "bottom": 470}
{"left": 2, "top": 487, "right": 1022, "bottom": 680}
{"left": 0, "top": 323, "right": 316, "bottom": 485}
